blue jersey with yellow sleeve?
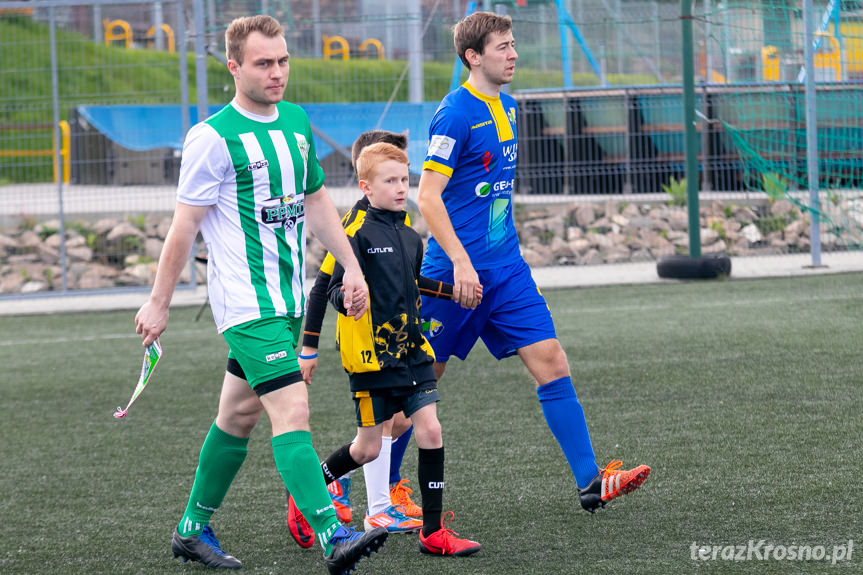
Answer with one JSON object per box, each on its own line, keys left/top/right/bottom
{"left": 422, "top": 83, "right": 520, "bottom": 270}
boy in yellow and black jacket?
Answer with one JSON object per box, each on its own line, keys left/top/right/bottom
{"left": 292, "top": 131, "right": 425, "bottom": 531}
{"left": 322, "top": 142, "right": 484, "bottom": 556}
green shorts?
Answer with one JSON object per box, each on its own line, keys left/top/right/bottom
{"left": 353, "top": 380, "right": 439, "bottom": 427}
{"left": 223, "top": 316, "right": 303, "bottom": 392}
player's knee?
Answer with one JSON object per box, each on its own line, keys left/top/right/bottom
{"left": 290, "top": 402, "right": 310, "bottom": 425}
{"left": 414, "top": 419, "right": 443, "bottom": 448}
{"left": 351, "top": 441, "right": 381, "bottom": 464}
{"left": 219, "top": 402, "right": 263, "bottom": 436}
{"left": 541, "top": 341, "right": 570, "bottom": 377}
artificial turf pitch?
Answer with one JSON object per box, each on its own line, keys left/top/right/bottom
{"left": 1, "top": 272, "right": 861, "bottom": 574}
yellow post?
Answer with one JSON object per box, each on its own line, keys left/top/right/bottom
{"left": 51, "top": 121, "right": 71, "bottom": 183}
{"left": 841, "top": 22, "right": 863, "bottom": 78}
{"left": 359, "top": 38, "right": 385, "bottom": 60}
{"left": 813, "top": 33, "right": 841, "bottom": 81}
{"left": 146, "top": 24, "right": 176, "bottom": 53}
{"left": 761, "top": 45, "right": 780, "bottom": 81}
{"left": 104, "top": 19, "right": 132, "bottom": 49}
{"left": 58, "top": 121, "right": 70, "bottom": 184}
{"left": 323, "top": 35, "right": 350, "bottom": 60}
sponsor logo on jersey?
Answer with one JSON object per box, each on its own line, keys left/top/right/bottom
{"left": 367, "top": 246, "right": 394, "bottom": 254}
{"left": 493, "top": 179, "right": 514, "bottom": 193}
{"left": 261, "top": 195, "right": 305, "bottom": 230}
{"left": 475, "top": 179, "right": 513, "bottom": 198}
{"left": 422, "top": 318, "right": 444, "bottom": 337}
{"left": 247, "top": 159, "right": 269, "bottom": 172}
{"left": 427, "top": 135, "right": 456, "bottom": 160}
{"left": 471, "top": 120, "right": 493, "bottom": 130}
{"left": 265, "top": 350, "right": 288, "bottom": 362}
{"left": 293, "top": 133, "right": 310, "bottom": 162}
{"left": 482, "top": 150, "right": 494, "bottom": 173}
{"left": 507, "top": 107, "right": 516, "bottom": 124}
{"left": 502, "top": 142, "right": 518, "bottom": 162}
{"left": 427, "top": 481, "right": 445, "bottom": 489}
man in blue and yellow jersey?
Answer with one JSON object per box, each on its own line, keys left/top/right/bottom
{"left": 417, "top": 11, "right": 651, "bottom": 515}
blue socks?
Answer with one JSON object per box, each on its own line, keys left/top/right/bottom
{"left": 537, "top": 377, "right": 599, "bottom": 488}
{"left": 389, "top": 425, "right": 412, "bottom": 485}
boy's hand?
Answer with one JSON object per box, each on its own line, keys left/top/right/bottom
{"left": 298, "top": 347, "right": 318, "bottom": 385}
{"left": 341, "top": 267, "right": 369, "bottom": 320}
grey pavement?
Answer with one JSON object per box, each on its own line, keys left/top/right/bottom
{"left": 1, "top": 251, "right": 860, "bottom": 317}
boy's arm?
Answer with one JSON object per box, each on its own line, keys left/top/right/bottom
{"left": 298, "top": 267, "right": 331, "bottom": 385}
{"left": 302, "top": 268, "right": 332, "bottom": 349}
{"left": 327, "top": 262, "right": 348, "bottom": 312}
{"left": 417, "top": 275, "right": 482, "bottom": 302}
{"left": 417, "top": 275, "right": 453, "bottom": 300}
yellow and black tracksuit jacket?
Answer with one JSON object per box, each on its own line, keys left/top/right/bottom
{"left": 328, "top": 206, "right": 452, "bottom": 391}
{"left": 302, "top": 197, "right": 412, "bottom": 349}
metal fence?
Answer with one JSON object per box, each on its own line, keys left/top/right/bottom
{"left": 1, "top": 0, "right": 861, "bottom": 297}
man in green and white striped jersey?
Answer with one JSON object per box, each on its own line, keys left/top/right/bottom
{"left": 134, "top": 15, "right": 387, "bottom": 574}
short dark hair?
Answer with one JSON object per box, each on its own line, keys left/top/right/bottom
{"left": 351, "top": 130, "right": 408, "bottom": 169}
{"left": 453, "top": 11, "right": 513, "bottom": 69}
{"left": 225, "top": 15, "right": 284, "bottom": 64}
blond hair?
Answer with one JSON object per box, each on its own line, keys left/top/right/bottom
{"left": 225, "top": 15, "right": 284, "bottom": 64}
{"left": 453, "top": 11, "right": 512, "bottom": 69}
{"left": 356, "top": 142, "right": 409, "bottom": 183}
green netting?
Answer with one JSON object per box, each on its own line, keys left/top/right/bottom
{"left": 707, "top": 0, "right": 863, "bottom": 251}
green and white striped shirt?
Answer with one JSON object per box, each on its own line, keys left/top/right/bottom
{"left": 177, "top": 100, "right": 324, "bottom": 333}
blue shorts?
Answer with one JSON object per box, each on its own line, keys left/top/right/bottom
{"left": 420, "top": 259, "right": 558, "bottom": 361}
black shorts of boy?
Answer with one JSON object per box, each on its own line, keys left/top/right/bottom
{"left": 352, "top": 379, "right": 439, "bottom": 427}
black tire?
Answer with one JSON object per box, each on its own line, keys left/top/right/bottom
{"left": 656, "top": 253, "right": 732, "bottom": 279}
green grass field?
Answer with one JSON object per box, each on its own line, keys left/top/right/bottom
{"left": 2, "top": 273, "right": 862, "bottom": 574}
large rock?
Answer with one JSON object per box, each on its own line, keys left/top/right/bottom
{"left": 739, "top": 224, "right": 763, "bottom": 244}
{"left": 700, "top": 227, "right": 721, "bottom": 246}
{"left": 572, "top": 204, "right": 596, "bottom": 227}
{"left": 582, "top": 249, "right": 604, "bottom": 265}
{"left": 604, "top": 248, "right": 631, "bottom": 263}
{"left": 770, "top": 199, "right": 794, "bottom": 216}
{"left": 522, "top": 244, "right": 554, "bottom": 267}
{"left": 106, "top": 221, "right": 146, "bottom": 242}
{"left": 585, "top": 231, "right": 615, "bottom": 250}
{"left": 667, "top": 209, "right": 689, "bottom": 231}
{"left": 550, "top": 236, "right": 576, "bottom": 259}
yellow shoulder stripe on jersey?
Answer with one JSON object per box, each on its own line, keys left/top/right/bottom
{"left": 463, "top": 82, "right": 515, "bottom": 143}
{"left": 422, "top": 160, "right": 453, "bottom": 177}
{"left": 487, "top": 99, "right": 514, "bottom": 142}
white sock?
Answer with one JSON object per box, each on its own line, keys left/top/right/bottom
{"left": 364, "top": 436, "right": 392, "bottom": 516}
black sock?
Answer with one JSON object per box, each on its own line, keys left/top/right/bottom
{"left": 418, "top": 446, "right": 445, "bottom": 537}
{"left": 320, "top": 443, "right": 359, "bottom": 485}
